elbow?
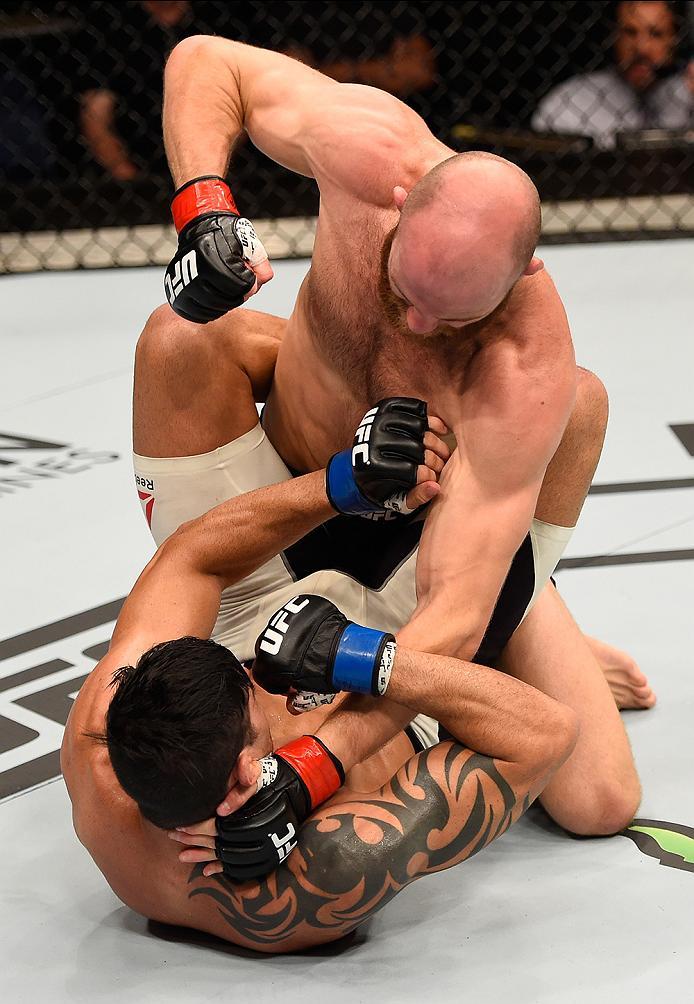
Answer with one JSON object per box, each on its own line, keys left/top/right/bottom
{"left": 167, "top": 34, "right": 214, "bottom": 63}
{"left": 166, "top": 34, "right": 238, "bottom": 73}
{"left": 534, "top": 702, "right": 579, "bottom": 775}
{"left": 398, "top": 601, "right": 487, "bottom": 660}
{"left": 165, "top": 35, "right": 220, "bottom": 84}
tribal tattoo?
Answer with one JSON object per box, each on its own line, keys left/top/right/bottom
{"left": 187, "top": 741, "right": 535, "bottom": 952}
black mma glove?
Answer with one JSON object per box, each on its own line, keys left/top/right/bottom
{"left": 164, "top": 176, "right": 269, "bottom": 323}
{"left": 215, "top": 735, "right": 344, "bottom": 881}
{"left": 254, "top": 594, "right": 396, "bottom": 703}
{"left": 326, "top": 397, "right": 427, "bottom": 517}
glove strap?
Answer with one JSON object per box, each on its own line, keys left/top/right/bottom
{"left": 332, "top": 623, "right": 396, "bottom": 696}
{"left": 171, "top": 175, "right": 239, "bottom": 232}
{"left": 326, "top": 450, "right": 380, "bottom": 515}
{"left": 275, "top": 735, "right": 344, "bottom": 810}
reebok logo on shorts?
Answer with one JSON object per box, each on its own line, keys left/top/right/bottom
{"left": 135, "top": 477, "right": 155, "bottom": 528}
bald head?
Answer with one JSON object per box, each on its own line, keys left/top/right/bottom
{"left": 387, "top": 152, "right": 542, "bottom": 335}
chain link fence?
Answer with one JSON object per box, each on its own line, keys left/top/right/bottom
{"left": 1, "top": 0, "right": 692, "bottom": 272}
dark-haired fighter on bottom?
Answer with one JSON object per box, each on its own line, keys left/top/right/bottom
{"left": 63, "top": 401, "right": 577, "bottom": 953}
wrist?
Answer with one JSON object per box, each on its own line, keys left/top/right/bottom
{"left": 276, "top": 735, "right": 344, "bottom": 809}
{"left": 314, "top": 697, "right": 379, "bottom": 772}
{"left": 171, "top": 175, "right": 239, "bottom": 232}
{"left": 331, "top": 623, "right": 395, "bottom": 696}
{"left": 325, "top": 450, "right": 379, "bottom": 515}
{"left": 306, "top": 469, "right": 340, "bottom": 521}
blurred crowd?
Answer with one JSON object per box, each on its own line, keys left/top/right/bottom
{"left": 77, "top": 0, "right": 437, "bottom": 182}
{"left": 74, "top": 1, "right": 694, "bottom": 181}
{"left": 0, "top": 0, "right": 692, "bottom": 226}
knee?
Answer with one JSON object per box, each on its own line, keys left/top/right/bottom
{"left": 559, "top": 775, "right": 642, "bottom": 837}
{"left": 135, "top": 304, "right": 237, "bottom": 394}
{"left": 136, "top": 303, "right": 203, "bottom": 370}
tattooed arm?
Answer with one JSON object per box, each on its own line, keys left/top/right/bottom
{"left": 187, "top": 740, "right": 564, "bottom": 952}
{"left": 183, "top": 648, "right": 578, "bottom": 952}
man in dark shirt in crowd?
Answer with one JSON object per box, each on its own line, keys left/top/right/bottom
{"left": 79, "top": 1, "right": 198, "bottom": 180}
{"left": 79, "top": 0, "right": 436, "bottom": 182}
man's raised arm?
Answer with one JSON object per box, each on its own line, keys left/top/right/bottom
{"left": 162, "top": 37, "right": 433, "bottom": 322}
{"left": 163, "top": 36, "right": 425, "bottom": 189}
{"left": 163, "top": 37, "right": 331, "bottom": 185}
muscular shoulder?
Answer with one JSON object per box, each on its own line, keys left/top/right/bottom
{"left": 67, "top": 747, "right": 182, "bottom": 923}
{"left": 460, "top": 272, "right": 577, "bottom": 485}
{"left": 508, "top": 268, "right": 573, "bottom": 358}
{"left": 305, "top": 85, "right": 440, "bottom": 207}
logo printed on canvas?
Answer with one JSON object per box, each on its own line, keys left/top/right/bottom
{"left": 0, "top": 432, "right": 119, "bottom": 498}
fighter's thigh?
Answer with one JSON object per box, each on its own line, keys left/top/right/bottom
{"left": 133, "top": 304, "right": 286, "bottom": 456}
{"left": 498, "top": 582, "right": 640, "bottom": 835}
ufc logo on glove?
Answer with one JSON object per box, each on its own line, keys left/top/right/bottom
{"left": 271, "top": 823, "right": 298, "bottom": 863}
{"left": 258, "top": 596, "right": 310, "bottom": 655}
{"left": 164, "top": 250, "right": 198, "bottom": 305}
{"left": 352, "top": 406, "right": 377, "bottom": 465}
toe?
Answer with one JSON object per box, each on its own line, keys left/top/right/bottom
{"left": 626, "top": 664, "right": 648, "bottom": 687}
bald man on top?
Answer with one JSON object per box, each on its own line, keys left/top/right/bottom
{"left": 132, "top": 39, "right": 651, "bottom": 839}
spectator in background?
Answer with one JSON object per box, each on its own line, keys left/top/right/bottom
{"left": 79, "top": 1, "right": 198, "bottom": 180}
{"left": 285, "top": 34, "right": 435, "bottom": 98}
{"left": 532, "top": 1, "right": 693, "bottom": 148}
{"left": 79, "top": 0, "right": 436, "bottom": 182}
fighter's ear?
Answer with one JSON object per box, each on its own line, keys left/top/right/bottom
{"left": 393, "top": 185, "right": 409, "bottom": 212}
{"left": 235, "top": 747, "right": 259, "bottom": 788}
{"left": 524, "top": 256, "right": 544, "bottom": 276}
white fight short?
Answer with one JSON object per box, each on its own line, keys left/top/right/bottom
{"left": 134, "top": 424, "right": 574, "bottom": 751}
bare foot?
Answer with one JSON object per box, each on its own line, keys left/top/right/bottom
{"left": 584, "top": 635, "right": 656, "bottom": 710}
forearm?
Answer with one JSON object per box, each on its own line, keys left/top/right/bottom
{"left": 318, "top": 644, "right": 571, "bottom": 773}
{"left": 163, "top": 36, "right": 246, "bottom": 186}
{"left": 182, "top": 470, "right": 334, "bottom": 585}
{"left": 113, "top": 471, "right": 334, "bottom": 644}
{"left": 387, "top": 647, "right": 571, "bottom": 766}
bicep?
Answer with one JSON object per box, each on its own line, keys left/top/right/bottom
{"left": 404, "top": 353, "right": 576, "bottom": 656}
{"left": 236, "top": 44, "right": 338, "bottom": 177}
{"left": 401, "top": 449, "right": 545, "bottom": 658}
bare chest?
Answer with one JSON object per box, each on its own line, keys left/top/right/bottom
{"left": 302, "top": 247, "right": 481, "bottom": 409}
{"left": 269, "top": 216, "right": 556, "bottom": 470}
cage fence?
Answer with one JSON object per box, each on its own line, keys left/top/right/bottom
{"left": 1, "top": 0, "right": 692, "bottom": 273}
